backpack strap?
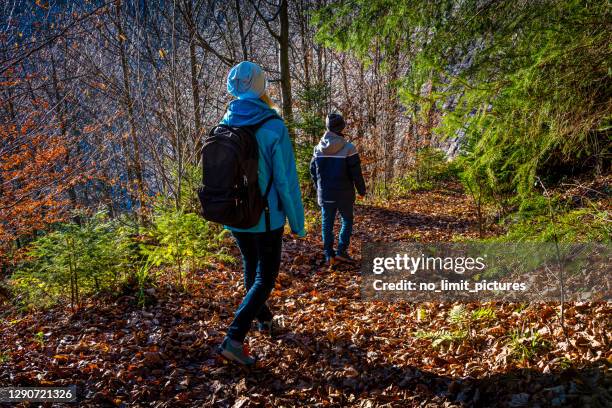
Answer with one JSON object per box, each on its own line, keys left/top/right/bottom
{"left": 245, "top": 115, "right": 277, "bottom": 232}
{"left": 263, "top": 172, "right": 274, "bottom": 232}
{"left": 242, "top": 115, "right": 277, "bottom": 134}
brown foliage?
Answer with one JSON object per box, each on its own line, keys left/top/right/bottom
{"left": 0, "top": 75, "right": 87, "bottom": 267}
{"left": 0, "top": 187, "right": 609, "bottom": 406}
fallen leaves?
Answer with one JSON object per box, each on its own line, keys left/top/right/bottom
{"left": 0, "top": 186, "right": 610, "bottom": 406}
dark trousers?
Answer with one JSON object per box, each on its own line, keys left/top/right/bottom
{"left": 226, "top": 227, "right": 283, "bottom": 342}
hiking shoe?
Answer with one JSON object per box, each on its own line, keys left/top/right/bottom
{"left": 218, "top": 338, "right": 256, "bottom": 366}
{"left": 335, "top": 251, "right": 355, "bottom": 263}
{"left": 257, "top": 320, "right": 274, "bottom": 337}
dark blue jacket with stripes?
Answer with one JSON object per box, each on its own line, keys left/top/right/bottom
{"left": 309, "top": 131, "right": 366, "bottom": 206}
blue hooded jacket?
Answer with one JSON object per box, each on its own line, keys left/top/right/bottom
{"left": 220, "top": 98, "right": 305, "bottom": 235}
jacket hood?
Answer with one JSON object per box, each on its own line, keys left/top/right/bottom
{"left": 221, "top": 98, "right": 279, "bottom": 127}
{"left": 315, "top": 131, "right": 346, "bottom": 155}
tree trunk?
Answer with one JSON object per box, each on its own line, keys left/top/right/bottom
{"left": 278, "top": 0, "right": 293, "bottom": 127}
{"left": 235, "top": 0, "right": 249, "bottom": 61}
{"left": 50, "top": 53, "right": 79, "bottom": 215}
{"left": 383, "top": 43, "right": 401, "bottom": 185}
{"left": 189, "top": 28, "right": 203, "bottom": 164}
{"left": 115, "top": 0, "right": 145, "bottom": 212}
{"left": 171, "top": 6, "right": 186, "bottom": 210}
{"left": 298, "top": 0, "right": 311, "bottom": 88}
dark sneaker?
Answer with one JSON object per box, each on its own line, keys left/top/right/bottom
{"left": 335, "top": 252, "right": 355, "bottom": 263}
{"left": 257, "top": 320, "right": 274, "bottom": 337}
{"left": 326, "top": 256, "right": 337, "bottom": 270}
{"left": 218, "top": 338, "right": 256, "bottom": 366}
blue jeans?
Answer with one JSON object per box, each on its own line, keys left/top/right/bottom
{"left": 227, "top": 227, "right": 283, "bottom": 343}
{"left": 321, "top": 202, "right": 354, "bottom": 259}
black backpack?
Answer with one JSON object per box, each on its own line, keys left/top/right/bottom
{"left": 197, "top": 117, "right": 274, "bottom": 230}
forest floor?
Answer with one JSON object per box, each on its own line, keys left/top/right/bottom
{"left": 0, "top": 185, "right": 610, "bottom": 407}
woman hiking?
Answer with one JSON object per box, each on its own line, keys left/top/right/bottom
{"left": 217, "top": 61, "right": 305, "bottom": 366}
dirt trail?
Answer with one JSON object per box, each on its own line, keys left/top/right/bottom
{"left": 0, "top": 187, "right": 609, "bottom": 407}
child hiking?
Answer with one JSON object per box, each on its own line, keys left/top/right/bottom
{"left": 201, "top": 61, "right": 305, "bottom": 366}
{"left": 310, "top": 113, "right": 366, "bottom": 267}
